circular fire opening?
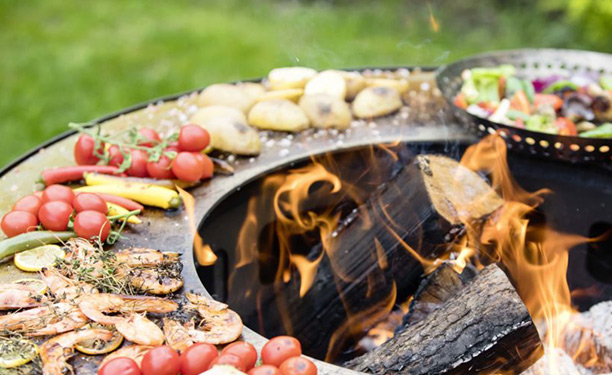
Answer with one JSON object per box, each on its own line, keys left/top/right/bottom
{"left": 196, "top": 141, "right": 612, "bottom": 367}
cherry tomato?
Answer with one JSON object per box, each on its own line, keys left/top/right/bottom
{"left": 74, "top": 210, "right": 111, "bottom": 242}
{"left": 178, "top": 125, "right": 210, "bottom": 152}
{"left": 180, "top": 343, "right": 218, "bottom": 375}
{"left": 137, "top": 128, "right": 161, "bottom": 147}
{"left": 249, "top": 365, "right": 282, "bottom": 375}
{"left": 98, "top": 357, "right": 141, "bottom": 375}
{"left": 261, "top": 336, "right": 302, "bottom": 367}
{"left": 108, "top": 145, "right": 125, "bottom": 167}
{"left": 146, "top": 155, "right": 175, "bottom": 180}
{"left": 73, "top": 193, "right": 108, "bottom": 214}
{"left": 172, "top": 152, "right": 205, "bottom": 182}
{"left": 38, "top": 201, "right": 73, "bottom": 231}
{"left": 222, "top": 341, "right": 258, "bottom": 370}
{"left": 279, "top": 357, "right": 317, "bottom": 375}
{"left": 12, "top": 195, "right": 43, "bottom": 216}
{"left": 127, "top": 149, "right": 149, "bottom": 177}
{"left": 194, "top": 153, "right": 214, "bottom": 180}
{"left": 210, "top": 353, "right": 247, "bottom": 372}
{"left": 75, "top": 134, "right": 103, "bottom": 165}
{"left": 1, "top": 211, "right": 38, "bottom": 237}
{"left": 42, "top": 184, "right": 76, "bottom": 205}
{"left": 141, "top": 346, "right": 180, "bottom": 375}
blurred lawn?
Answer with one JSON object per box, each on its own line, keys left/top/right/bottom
{"left": 0, "top": 0, "right": 609, "bottom": 166}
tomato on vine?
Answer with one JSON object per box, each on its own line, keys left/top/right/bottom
{"left": 75, "top": 134, "right": 103, "bottom": 165}
{"left": 178, "top": 125, "right": 210, "bottom": 152}
{"left": 138, "top": 128, "right": 161, "bottom": 147}
{"left": 127, "top": 149, "right": 149, "bottom": 177}
{"left": 38, "top": 201, "right": 73, "bottom": 231}
{"left": 172, "top": 152, "right": 206, "bottom": 182}
{"left": 42, "top": 184, "right": 75, "bottom": 205}
{"left": 12, "top": 195, "right": 43, "bottom": 216}
{"left": 73, "top": 193, "right": 108, "bottom": 214}
{"left": 74, "top": 210, "right": 111, "bottom": 241}
{"left": 146, "top": 155, "right": 175, "bottom": 180}
{"left": 1, "top": 211, "right": 38, "bottom": 237}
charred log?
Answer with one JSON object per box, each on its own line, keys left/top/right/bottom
{"left": 402, "top": 261, "right": 477, "bottom": 326}
{"left": 239, "top": 154, "right": 504, "bottom": 360}
{"left": 346, "top": 264, "right": 543, "bottom": 375}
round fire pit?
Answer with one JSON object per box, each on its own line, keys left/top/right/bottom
{"left": 1, "top": 68, "right": 610, "bottom": 375}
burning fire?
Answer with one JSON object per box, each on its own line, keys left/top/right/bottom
{"left": 221, "top": 134, "right": 603, "bottom": 373}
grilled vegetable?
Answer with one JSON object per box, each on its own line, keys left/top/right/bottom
{"left": 107, "top": 203, "right": 142, "bottom": 224}
{"left": 94, "top": 193, "right": 144, "bottom": 212}
{"left": 41, "top": 165, "right": 121, "bottom": 186}
{"left": 0, "top": 231, "right": 74, "bottom": 261}
{"left": 75, "top": 183, "right": 181, "bottom": 209}
{"left": 579, "top": 123, "right": 612, "bottom": 138}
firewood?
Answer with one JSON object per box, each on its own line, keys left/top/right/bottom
{"left": 346, "top": 264, "right": 543, "bottom": 375}
{"left": 236, "top": 154, "right": 504, "bottom": 360}
{"left": 402, "top": 261, "right": 477, "bottom": 326}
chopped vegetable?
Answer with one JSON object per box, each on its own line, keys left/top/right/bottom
{"left": 526, "top": 115, "right": 557, "bottom": 134}
{"left": 579, "top": 123, "right": 612, "bottom": 138}
{"left": 75, "top": 183, "right": 181, "bottom": 209}
{"left": 600, "top": 76, "right": 612, "bottom": 91}
{"left": 554, "top": 118, "right": 577, "bottom": 136}
{"left": 542, "top": 80, "right": 578, "bottom": 94}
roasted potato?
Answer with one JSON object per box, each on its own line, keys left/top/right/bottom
{"left": 304, "top": 70, "right": 347, "bottom": 99}
{"left": 256, "top": 88, "right": 304, "bottom": 103}
{"left": 352, "top": 86, "right": 402, "bottom": 118}
{"left": 197, "top": 84, "right": 255, "bottom": 113}
{"left": 267, "top": 67, "right": 317, "bottom": 90}
{"left": 365, "top": 78, "right": 409, "bottom": 93}
{"left": 336, "top": 70, "right": 366, "bottom": 100}
{"left": 248, "top": 99, "right": 310, "bottom": 132}
{"left": 237, "top": 82, "right": 266, "bottom": 101}
{"left": 190, "top": 106, "right": 247, "bottom": 125}
{"left": 189, "top": 106, "right": 260, "bottom": 155}
{"left": 299, "top": 94, "right": 351, "bottom": 129}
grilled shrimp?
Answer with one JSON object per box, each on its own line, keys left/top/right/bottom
{"left": 40, "top": 328, "right": 113, "bottom": 375}
{"left": 114, "top": 248, "right": 184, "bottom": 295}
{"left": 100, "top": 345, "right": 152, "bottom": 368}
{"left": 181, "top": 293, "right": 243, "bottom": 345}
{"left": 115, "top": 248, "right": 180, "bottom": 267}
{"left": 115, "top": 313, "right": 166, "bottom": 346}
{"left": 0, "top": 302, "right": 88, "bottom": 336}
{"left": 163, "top": 317, "right": 194, "bottom": 351}
{"left": 40, "top": 268, "right": 98, "bottom": 299}
{"left": 78, "top": 293, "right": 178, "bottom": 324}
{"left": 0, "top": 283, "right": 47, "bottom": 310}
{"left": 116, "top": 266, "right": 184, "bottom": 295}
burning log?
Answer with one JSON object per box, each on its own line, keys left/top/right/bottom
{"left": 346, "top": 264, "right": 543, "bottom": 375}
{"left": 402, "top": 261, "right": 477, "bottom": 326}
{"left": 255, "top": 154, "right": 504, "bottom": 359}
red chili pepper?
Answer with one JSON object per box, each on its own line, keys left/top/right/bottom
{"left": 94, "top": 193, "right": 144, "bottom": 212}
{"left": 41, "top": 166, "right": 121, "bottom": 186}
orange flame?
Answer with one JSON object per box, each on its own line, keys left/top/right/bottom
{"left": 177, "top": 186, "right": 217, "bottom": 266}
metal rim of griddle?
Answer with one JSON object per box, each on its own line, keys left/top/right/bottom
{"left": 436, "top": 48, "right": 612, "bottom": 164}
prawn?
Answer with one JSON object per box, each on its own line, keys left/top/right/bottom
{"left": 40, "top": 328, "right": 113, "bottom": 375}
{"left": 0, "top": 283, "right": 47, "bottom": 310}
{"left": 0, "top": 302, "right": 88, "bottom": 336}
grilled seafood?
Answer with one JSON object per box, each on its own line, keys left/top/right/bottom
{"left": 78, "top": 293, "right": 176, "bottom": 346}
{"left": 41, "top": 268, "right": 98, "bottom": 299}
{"left": 115, "top": 248, "right": 180, "bottom": 267}
{"left": 0, "top": 302, "right": 88, "bottom": 336}
{"left": 164, "top": 293, "right": 243, "bottom": 345}
{"left": 115, "top": 248, "right": 184, "bottom": 295}
{"left": 0, "top": 283, "right": 47, "bottom": 310}
{"left": 116, "top": 265, "right": 184, "bottom": 295}
{"left": 78, "top": 293, "right": 178, "bottom": 324}
{"left": 115, "top": 313, "right": 166, "bottom": 346}
{"left": 100, "top": 345, "right": 152, "bottom": 368}
{"left": 163, "top": 317, "right": 194, "bottom": 351}
{"left": 40, "top": 328, "right": 113, "bottom": 375}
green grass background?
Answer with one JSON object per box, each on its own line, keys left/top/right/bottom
{"left": 0, "top": 0, "right": 610, "bottom": 166}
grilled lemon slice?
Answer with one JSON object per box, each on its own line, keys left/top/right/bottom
{"left": 75, "top": 329, "right": 123, "bottom": 355}
{"left": 0, "top": 339, "right": 38, "bottom": 368}
{"left": 13, "top": 278, "right": 48, "bottom": 294}
{"left": 14, "top": 245, "right": 65, "bottom": 272}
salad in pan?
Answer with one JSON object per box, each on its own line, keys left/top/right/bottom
{"left": 454, "top": 65, "right": 612, "bottom": 138}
